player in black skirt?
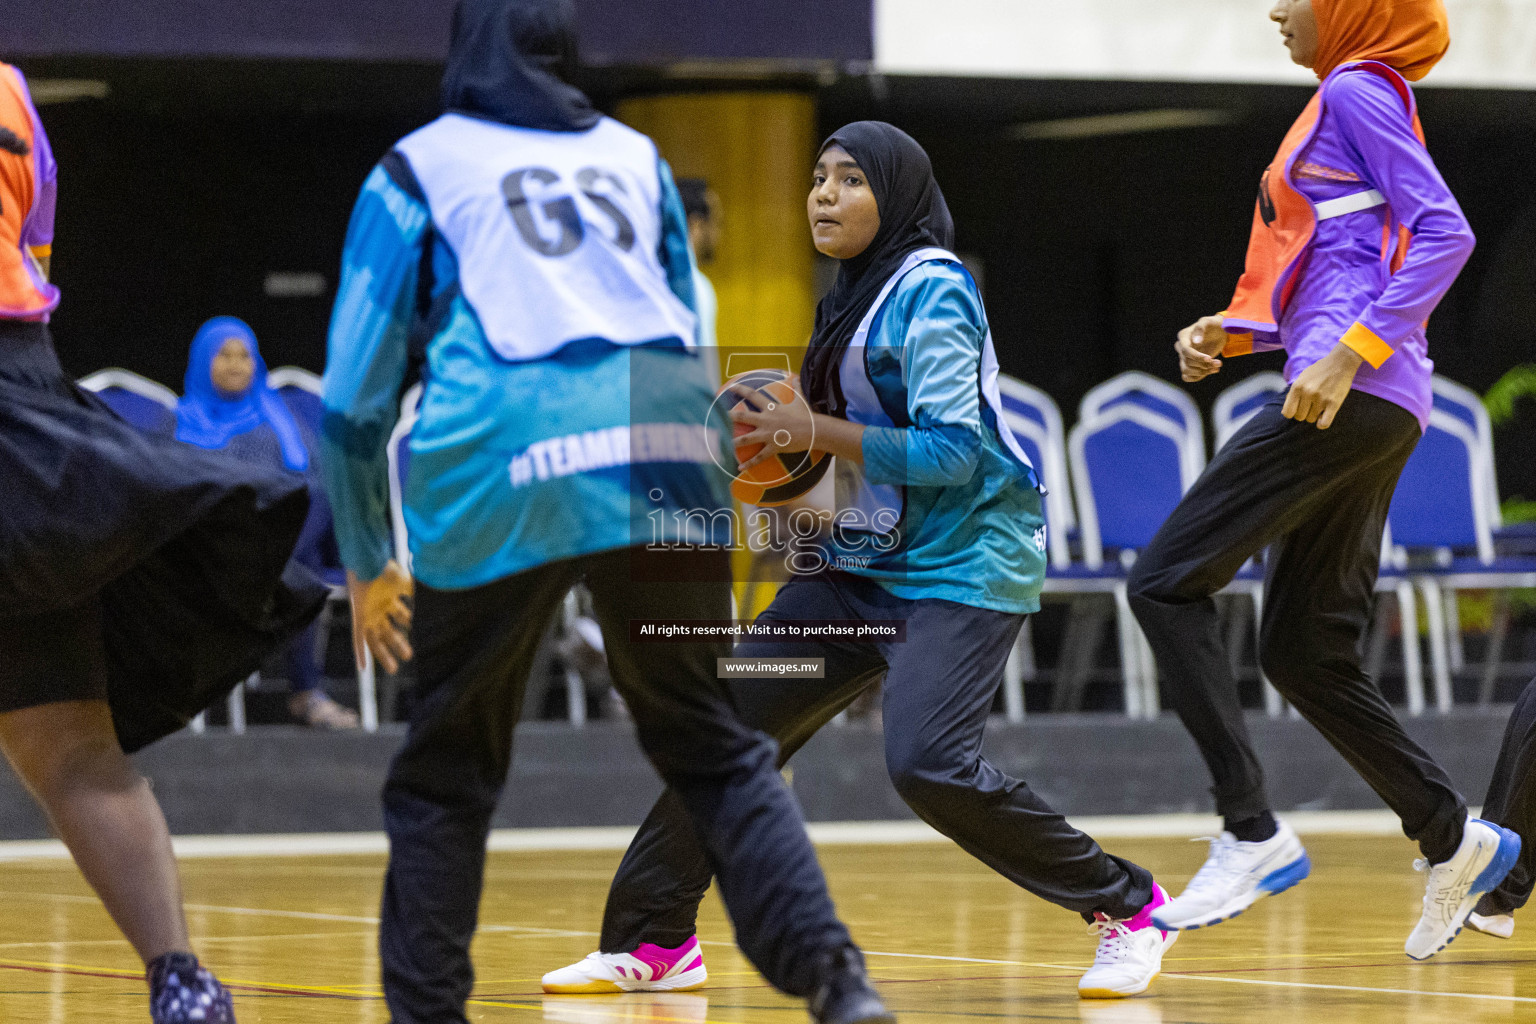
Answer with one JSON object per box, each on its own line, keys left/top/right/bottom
{"left": 0, "top": 61, "right": 323, "bottom": 1023}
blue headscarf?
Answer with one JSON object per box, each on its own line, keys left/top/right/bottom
{"left": 175, "top": 316, "right": 309, "bottom": 472}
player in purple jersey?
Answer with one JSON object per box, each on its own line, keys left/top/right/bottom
{"left": 1124, "top": 0, "right": 1519, "bottom": 960}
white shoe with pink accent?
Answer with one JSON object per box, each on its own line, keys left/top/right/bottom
{"left": 541, "top": 936, "right": 708, "bottom": 994}
{"left": 1078, "top": 884, "right": 1178, "bottom": 999}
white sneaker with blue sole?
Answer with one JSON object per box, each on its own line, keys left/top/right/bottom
{"left": 1151, "top": 819, "right": 1311, "bottom": 931}
{"left": 1405, "top": 817, "right": 1522, "bottom": 960}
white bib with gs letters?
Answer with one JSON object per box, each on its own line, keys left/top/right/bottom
{"left": 395, "top": 113, "right": 697, "bottom": 362}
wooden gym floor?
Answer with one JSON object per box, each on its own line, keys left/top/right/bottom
{"left": 0, "top": 832, "right": 1532, "bottom": 1022}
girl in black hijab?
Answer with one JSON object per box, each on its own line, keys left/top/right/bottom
{"left": 546, "top": 122, "right": 1177, "bottom": 1002}
{"left": 798, "top": 120, "right": 955, "bottom": 417}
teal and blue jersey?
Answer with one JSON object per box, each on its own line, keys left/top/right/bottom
{"left": 831, "top": 260, "right": 1046, "bottom": 614}
{"left": 320, "top": 134, "right": 728, "bottom": 589}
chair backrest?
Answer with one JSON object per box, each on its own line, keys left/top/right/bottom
{"left": 388, "top": 383, "right": 423, "bottom": 573}
{"left": 268, "top": 365, "right": 324, "bottom": 438}
{"left": 266, "top": 366, "right": 354, "bottom": 582}
{"left": 996, "top": 374, "right": 1072, "bottom": 569}
{"left": 77, "top": 368, "right": 179, "bottom": 433}
{"left": 1079, "top": 370, "right": 1206, "bottom": 460}
{"left": 1213, "top": 371, "right": 1287, "bottom": 451}
{"left": 1386, "top": 408, "right": 1494, "bottom": 563}
{"left": 1430, "top": 374, "right": 1500, "bottom": 528}
{"left": 1068, "top": 404, "right": 1204, "bottom": 569}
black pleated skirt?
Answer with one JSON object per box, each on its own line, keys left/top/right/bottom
{"left": 0, "top": 319, "right": 326, "bottom": 751}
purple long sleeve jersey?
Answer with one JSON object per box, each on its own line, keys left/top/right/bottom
{"left": 1275, "top": 66, "right": 1474, "bottom": 429}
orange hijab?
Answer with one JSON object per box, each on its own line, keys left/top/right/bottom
{"left": 1312, "top": 0, "right": 1450, "bottom": 82}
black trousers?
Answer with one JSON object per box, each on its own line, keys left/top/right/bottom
{"left": 1478, "top": 675, "right": 1536, "bottom": 915}
{"left": 378, "top": 547, "right": 852, "bottom": 1024}
{"left": 598, "top": 571, "right": 1154, "bottom": 955}
{"left": 1128, "top": 392, "right": 1466, "bottom": 863}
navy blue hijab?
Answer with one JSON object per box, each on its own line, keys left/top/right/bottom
{"left": 801, "top": 122, "right": 955, "bottom": 416}
{"left": 441, "top": 0, "right": 599, "bottom": 132}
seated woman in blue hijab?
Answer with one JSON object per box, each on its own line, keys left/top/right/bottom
{"left": 176, "top": 317, "right": 359, "bottom": 730}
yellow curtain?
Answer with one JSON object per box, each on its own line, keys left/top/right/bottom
{"left": 617, "top": 91, "right": 818, "bottom": 356}
{"left": 617, "top": 92, "right": 819, "bottom": 615}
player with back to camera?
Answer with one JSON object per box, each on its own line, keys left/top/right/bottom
{"left": 0, "top": 60, "right": 325, "bottom": 1024}
{"left": 319, "top": 1, "right": 892, "bottom": 1022}
{"left": 543, "top": 121, "right": 1179, "bottom": 1001}
{"left": 1125, "top": 0, "right": 1520, "bottom": 958}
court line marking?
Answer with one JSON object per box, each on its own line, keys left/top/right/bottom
{"left": 12, "top": 909, "right": 1531, "bottom": 1011}
{"left": 859, "top": 950, "right": 1026, "bottom": 966}
{"left": 0, "top": 958, "right": 723, "bottom": 1021}
{"left": 753, "top": 947, "right": 1536, "bottom": 1008}
{"left": 6, "top": 868, "right": 1532, "bottom": 1009}
{"left": 861, "top": 955, "right": 1536, "bottom": 1007}
{"left": 0, "top": 890, "right": 604, "bottom": 943}
{"left": 0, "top": 957, "right": 369, "bottom": 1000}
{"left": 0, "top": 930, "right": 377, "bottom": 950}
{"left": 0, "top": 809, "right": 1427, "bottom": 861}
{"left": 4, "top": 943, "right": 1532, "bottom": 1012}
{"left": 184, "top": 901, "right": 571, "bottom": 938}
{"left": 512, "top": 998, "right": 736, "bottom": 1023}
{"left": 14, "top": 888, "right": 1535, "bottom": 1003}
{"left": 1165, "top": 971, "right": 1536, "bottom": 1003}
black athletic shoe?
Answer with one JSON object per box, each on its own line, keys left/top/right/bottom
{"left": 148, "top": 951, "right": 236, "bottom": 1023}
{"left": 809, "top": 946, "right": 895, "bottom": 1024}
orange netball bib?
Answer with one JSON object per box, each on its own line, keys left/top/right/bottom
{"left": 1222, "top": 61, "right": 1422, "bottom": 354}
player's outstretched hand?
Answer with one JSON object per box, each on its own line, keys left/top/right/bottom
{"left": 1176, "top": 315, "right": 1227, "bottom": 382}
{"left": 1282, "top": 342, "right": 1364, "bottom": 429}
{"left": 348, "top": 560, "right": 414, "bottom": 674}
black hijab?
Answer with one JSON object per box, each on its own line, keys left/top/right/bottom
{"left": 441, "top": 0, "right": 600, "bottom": 133}
{"left": 802, "top": 121, "right": 954, "bottom": 416}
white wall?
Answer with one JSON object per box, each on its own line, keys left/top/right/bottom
{"left": 875, "top": 0, "right": 1536, "bottom": 88}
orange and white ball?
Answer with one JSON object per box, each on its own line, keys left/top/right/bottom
{"left": 717, "top": 369, "right": 830, "bottom": 507}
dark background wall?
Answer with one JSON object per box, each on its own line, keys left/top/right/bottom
{"left": 826, "top": 77, "right": 1536, "bottom": 502}
{"left": 22, "top": 61, "right": 440, "bottom": 385}
{"left": 7, "top": 0, "right": 874, "bottom": 63}
{"left": 17, "top": 59, "right": 1536, "bottom": 501}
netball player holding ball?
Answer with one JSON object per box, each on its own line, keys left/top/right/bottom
{"left": 545, "top": 121, "right": 1177, "bottom": 1001}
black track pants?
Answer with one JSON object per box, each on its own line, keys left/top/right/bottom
{"left": 377, "top": 547, "right": 852, "bottom": 1024}
{"left": 598, "top": 570, "right": 1154, "bottom": 956}
{"left": 1478, "top": 675, "right": 1536, "bottom": 915}
{"left": 1128, "top": 392, "right": 1467, "bottom": 863}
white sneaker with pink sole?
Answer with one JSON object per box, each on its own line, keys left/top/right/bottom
{"left": 1079, "top": 884, "right": 1179, "bottom": 999}
{"left": 542, "top": 936, "right": 707, "bottom": 994}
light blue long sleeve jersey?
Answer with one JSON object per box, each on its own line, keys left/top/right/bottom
{"left": 832, "top": 260, "right": 1046, "bottom": 614}
{"left": 320, "top": 143, "right": 728, "bottom": 589}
